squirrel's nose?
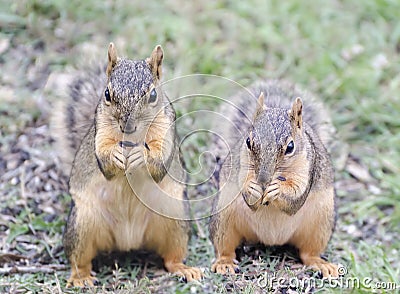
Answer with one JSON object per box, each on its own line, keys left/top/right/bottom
{"left": 120, "top": 119, "right": 137, "bottom": 134}
{"left": 119, "top": 116, "right": 137, "bottom": 134}
{"left": 257, "top": 168, "right": 272, "bottom": 186}
{"left": 121, "top": 125, "right": 137, "bottom": 134}
{"left": 257, "top": 173, "right": 269, "bottom": 185}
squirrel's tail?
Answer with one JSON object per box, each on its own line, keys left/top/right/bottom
{"left": 50, "top": 66, "right": 105, "bottom": 175}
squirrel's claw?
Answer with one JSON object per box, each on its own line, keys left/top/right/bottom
{"left": 319, "top": 263, "right": 339, "bottom": 278}
{"left": 111, "top": 145, "right": 126, "bottom": 170}
{"left": 165, "top": 262, "right": 202, "bottom": 282}
{"left": 262, "top": 180, "right": 280, "bottom": 205}
{"left": 312, "top": 261, "right": 339, "bottom": 278}
{"left": 126, "top": 145, "right": 145, "bottom": 172}
{"left": 112, "top": 143, "right": 145, "bottom": 172}
{"left": 211, "top": 258, "right": 240, "bottom": 275}
{"left": 301, "top": 254, "right": 339, "bottom": 278}
{"left": 243, "top": 180, "right": 263, "bottom": 209}
{"left": 66, "top": 276, "right": 98, "bottom": 288}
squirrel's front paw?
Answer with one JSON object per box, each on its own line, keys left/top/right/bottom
{"left": 262, "top": 179, "right": 281, "bottom": 205}
{"left": 242, "top": 180, "right": 263, "bottom": 209}
{"left": 111, "top": 145, "right": 126, "bottom": 170}
{"left": 126, "top": 145, "right": 145, "bottom": 172}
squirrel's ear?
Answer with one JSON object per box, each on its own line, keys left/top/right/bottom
{"left": 253, "top": 92, "right": 265, "bottom": 120}
{"left": 106, "top": 43, "right": 118, "bottom": 77}
{"left": 147, "top": 45, "right": 164, "bottom": 80}
{"left": 289, "top": 97, "right": 303, "bottom": 130}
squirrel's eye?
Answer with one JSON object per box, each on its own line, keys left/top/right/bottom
{"left": 104, "top": 88, "right": 111, "bottom": 103}
{"left": 149, "top": 88, "right": 157, "bottom": 103}
{"left": 285, "top": 140, "right": 295, "bottom": 155}
{"left": 246, "top": 137, "right": 252, "bottom": 150}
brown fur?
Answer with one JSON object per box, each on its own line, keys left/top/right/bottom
{"left": 210, "top": 81, "right": 338, "bottom": 277}
{"left": 54, "top": 43, "right": 201, "bottom": 287}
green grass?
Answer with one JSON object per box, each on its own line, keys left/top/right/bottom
{"left": 1, "top": 0, "right": 400, "bottom": 293}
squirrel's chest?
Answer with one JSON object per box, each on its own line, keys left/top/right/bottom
{"left": 95, "top": 176, "right": 151, "bottom": 251}
{"left": 243, "top": 205, "right": 304, "bottom": 246}
{"left": 113, "top": 202, "right": 149, "bottom": 251}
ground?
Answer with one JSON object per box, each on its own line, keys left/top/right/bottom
{"left": 0, "top": 0, "right": 399, "bottom": 293}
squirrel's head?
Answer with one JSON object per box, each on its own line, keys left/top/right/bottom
{"left": 97, "top": 43, "right": 166, "bottom": 141}
{"left": 245, "top": 93, "right": 304, "bottom": 186}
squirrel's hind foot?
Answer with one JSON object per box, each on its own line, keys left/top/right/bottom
{"left": 301, "top": 255, "right": 338, "bottom": 278}
{"left": 66, "top": 263, "right": 98, "bottom": 288}
{"left": 66, "top": 275, "right": 98, "bottom": 288}
{"left": 211, "top": 258, "right": 239, "bottom": 274}
{"left": 165, "top": 262, "right": 202, "bottom": 282}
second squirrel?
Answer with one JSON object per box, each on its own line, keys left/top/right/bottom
{"left": 210, "top": 80, "right": 338, "bottom": 277}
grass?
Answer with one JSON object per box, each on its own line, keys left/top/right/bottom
{"left": 1, "top": 0, "right": 400, "bottom": 293}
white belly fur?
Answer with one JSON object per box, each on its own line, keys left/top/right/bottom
{"left": 239, "top": 191, "right": 318, "bottom": 246}
{"left": 83, "top": 167, "right": 186, "bottom": 252}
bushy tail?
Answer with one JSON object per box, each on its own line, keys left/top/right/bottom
{"left": 50, "top": 66, "right": 105, "bottom": 175}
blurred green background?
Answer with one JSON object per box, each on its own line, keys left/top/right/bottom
{"left": 0, "top": 0, "right": 399, "bottom": 292}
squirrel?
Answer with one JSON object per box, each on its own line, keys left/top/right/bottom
{"left": 51, "top": 43, "right": 201, "bottom": 287}
{"left": 209, "top": 80, "right": 338, "bottom": 277}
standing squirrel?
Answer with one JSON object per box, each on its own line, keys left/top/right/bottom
{"left": 52, "top": 43, "right": 201, "bottom": 287}
{"left": 209, "top": 80, "right": 338, "bottom": 277}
